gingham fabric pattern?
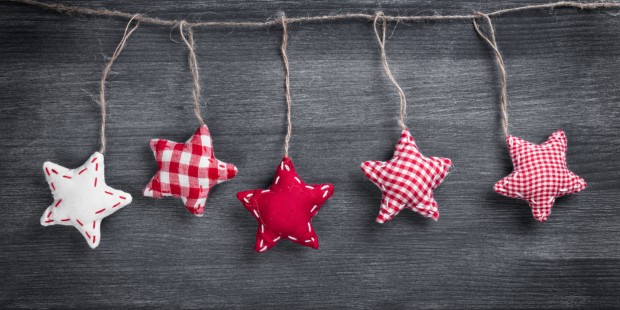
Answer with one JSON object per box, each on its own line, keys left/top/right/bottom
{"left": 361, "top": 129, "right": 452, "bottom": 223}
{"left": 144, "top": 125, "right": 237, "bottom": 217}
{"left": 494, "top": 130, "right": 586, "bottom": 222}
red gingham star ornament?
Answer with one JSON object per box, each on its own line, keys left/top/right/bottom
{"left": 237, "top": 157, "right": 334, "bottom": 252}
{"left": 41, "top": 152, "right": 132, "bottom": 249}
{"left": 144, "top": 125, "right": 238, "bottom": 216}
{"left": 361, "top": 129, "right": 452, "bottom": 223}
{"left": 494, "top": 130, "right": 586, "bottom": 222}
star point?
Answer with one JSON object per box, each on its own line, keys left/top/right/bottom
{"left": 144, "top": 125, "right": 237, "bottom": 216}
{"left": 237, "top": 157, "right": 333, "bottom": 252}
{"left": 41, "top": 152, "right": 132, "bottom": 249}
{"left": 361, "top": 129, "right": 452, "bottom": 223}
{"left": 494, "top": 130, "right": 586, "bottom": 222}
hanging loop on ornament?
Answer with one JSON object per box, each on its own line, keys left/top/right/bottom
{"left": 473, "top": 12, "right": 510, "bottom": 137}
{"left": 99, "top": 14, "right": 140, "bottom": 154}
{"left": 373, "top": 12, "right": 408, "bottom": 131}
{"left": 280, "top": 13, "right": 293, "bottom": 158}
{"left": 178, "top": 20, "right": 206, "bottom": 126}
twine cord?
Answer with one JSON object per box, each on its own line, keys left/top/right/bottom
{"left": 473, "top": 13, "right": 509, "bottom": 137}
{"left": 373, "top": 12, "right": 408, "bottom": 130}
{"left": 9, "top": 0, "right": 620, "bottom": 141}
{"left": 8, "top": 0, "right": 620, "bottom": 27}
{"left": 178, "top": 21, "right": 205, "bottom": 126}
{"left": 280, "top": 15, "right": 293, "bottom": 158}
{"left": 99, "top": 14, "right": 140, "bottom": 154}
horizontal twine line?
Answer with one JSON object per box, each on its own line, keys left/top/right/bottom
{"left": 7, "top": 0, "right": 620, "bottom": 28}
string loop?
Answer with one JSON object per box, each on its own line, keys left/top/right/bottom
{"left": 99, "top": 14, "right": 140, "bottom": 154}
{"left": 280, "top": 14, "right": 293, "bottom": 158}
{"left": 373, "top": 12, "right": 408, "bottom": 130}
{"left": 473, "top": 12, "right": 509, "bottom": 137}
{"left": 178, "top": 20, "right": 206, "bottom": 126}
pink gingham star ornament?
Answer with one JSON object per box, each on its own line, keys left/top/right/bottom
{"left": 41, "top": 152, "right": 132, "bottom": 249}
{"left": 361, "top": 129, "right": 452, "bottom": 223}
{"left": 494, "top": 130, "right": 586, "bottom": 222}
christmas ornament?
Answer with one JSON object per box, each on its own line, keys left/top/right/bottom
{"left": 494, "top": 131, "right": 586, "bottom": 222}
{"left": 237, "top": 157, "right": 334, "bottom": 252}
{"left": 143, "top": 125, "right": 237, "bottom": 216}
{"left": 474, "top": 15, "right": 587, "bottom": 222}
{"left": 144, "top": 22, "right": 237, "bottom": 216}
{"left": 40, "top": 16, "right": 139, "bottom": 248}
{"left": 361, "top": 14, "right": 452, "bottom": 223}
{"left": 236, "top": 16, "right": 334, "bottom": 252}
{"left": 41, "top": 153, "right": 132, "bottom": 248}
{"left": 361, "top": 129, "right": 452, "bottom": 223}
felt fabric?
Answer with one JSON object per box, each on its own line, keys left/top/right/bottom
{"left": 494, "top": 130, "right": 586, "bottom": 222}
{"left": 361, "top": 129, "right": 452, "bottom": 223}
{"left": 41, "top": 152, "right": 132, "bottom": 249}
{"left": 237, "top": 157, "right": 334, "bottom": 252}
{"left": 144, "top": 125, "right": 237, "bottom": 217}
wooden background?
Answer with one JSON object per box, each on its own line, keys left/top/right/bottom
{"left": 1, "top": 0, "right": 619, "bottom": 308}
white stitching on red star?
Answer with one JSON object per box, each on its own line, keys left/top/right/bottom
{"left": 236, "top": 157, "right": 334, "bottom": 252}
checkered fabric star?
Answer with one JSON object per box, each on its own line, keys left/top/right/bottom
{"left": 494, "top": 130, "right": 586, "bottom": 222}
{"left": 237, "top": 157, "right": 334, "bottom": 252}
{"left": 41, "top": 152, "right": 132, "bottom": 249}
{"left": 361, "top": 129, "right": 452, "bottom": 223}
{"left": 144, "top": 125, "right": 238, "bottom": 216}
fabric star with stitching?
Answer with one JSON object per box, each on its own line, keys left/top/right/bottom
{"left": 361, "top": 129, "right": 452, "bottom": 223}
{"left": 237, "top": 157, "right": 334, "bottom": 252}
{"left": 144, "top": 125, "right": 237, "bottom": 216}
{"left": 41, "top": 152, "right": 132, "bottom": 249}
{"left": 494, "top": 130, "right": 586, "bottom": 222}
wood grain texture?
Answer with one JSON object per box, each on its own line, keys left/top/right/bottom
{"left": 1, "top": 1, "right": 620, "bottom": 308}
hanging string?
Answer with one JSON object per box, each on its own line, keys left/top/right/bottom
{"left": 373, "top": 12, "right": 408, "bottom": 130}
{"left": 9, "top": 0, "right": 620, "bottom": 27}
{"left": 10, "top": 0, "right": 620, "bottom": 141}
{"left": 99, "top": 14, "right": 140, "bottom": 154}
{"left": 280, "top": 14, "right": 293, "bottom": 158}
{"left": 178, "top": 21, "right": 206, "bottom": 126}
{"left": 473, "top": 13, "right": 509, "bottom": 137}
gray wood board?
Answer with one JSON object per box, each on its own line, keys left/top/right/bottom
{"left": 1, "top": 1, "right": 619, "bottom": 308}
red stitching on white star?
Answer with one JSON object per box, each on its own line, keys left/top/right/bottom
{"left": 41, "top": 152, "right": 132, "bottom": 249}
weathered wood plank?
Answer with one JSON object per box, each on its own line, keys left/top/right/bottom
{"left": 1, "top": 1, "right": 619, "bottom": 308}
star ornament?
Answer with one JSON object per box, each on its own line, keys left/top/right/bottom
{"left": 494, "top": 130, "right": 586, "bottom": 222}
{"left": 237, "top": 157, "right": 334, "bottom": 252}
{"left": 361, "top": 129, "right": 452, "bottom": 223}
{"left": 144, "top": 125, "right": 237, "bottom": 217}
{"left": 41, "top": 152, "right": 132, "bottom": 249}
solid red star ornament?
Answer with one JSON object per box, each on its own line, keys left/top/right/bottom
{"left": 494, "top": 130, "right": 586, "bottom": 222}
{"left": 361, "top": 129, "right": 452, "bottom": 223}
{"left": 144, "top": 125, "right": 238, "bottom": 216}
{"left": 237, "top": 157, "right": 334, "bottom": 252}
{"left": 41, "top": 152, "right": 132, "bottom": 249}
